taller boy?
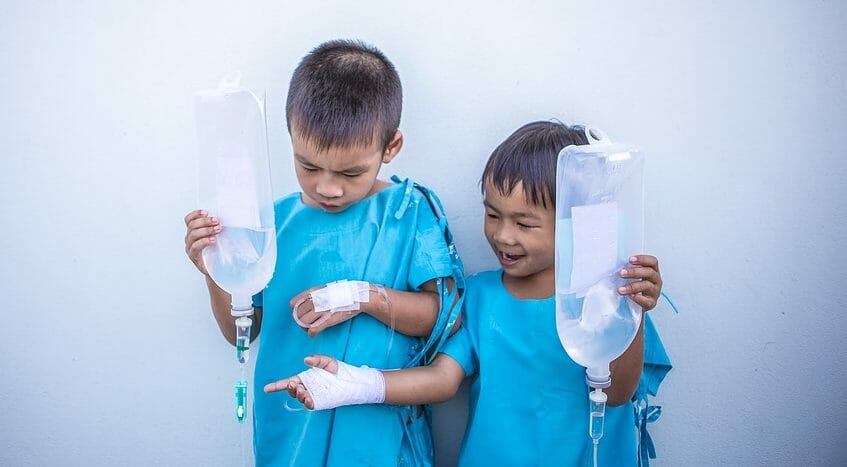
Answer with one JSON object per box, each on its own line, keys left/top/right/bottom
{"left": 183, "top": 40, "right": 463, "bottom": 466}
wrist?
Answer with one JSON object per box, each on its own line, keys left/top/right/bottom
{"left": 298, "top": 361, "right": 386, "bottom": 410}
{"left": 364, "top": 284, "right": 389, "bottom": 318}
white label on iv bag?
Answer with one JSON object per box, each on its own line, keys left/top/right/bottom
{"left": 570, "top": 202, "right": 618, "bottom": 295}
{"left": 215, "top": 156, "right": 261, "bottom": 229}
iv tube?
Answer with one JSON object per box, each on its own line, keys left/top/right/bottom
{"left": 232, "top": 297, "right": 253, "bottom": 423}
{"left": 584, "top": 362, "right": 611, "bottom": 467}
{"left": 589, "top": 388, "right": 607, "bottom": 467}
{"left": 235, "top": 316, "right": 252, "bottom": 364}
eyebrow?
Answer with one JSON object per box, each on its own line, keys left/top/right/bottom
{"left": 294, "top": 154, "right": 371, "bottom": 174}
{"left": 482, "top": 201, "right": 541, "bottom": 220}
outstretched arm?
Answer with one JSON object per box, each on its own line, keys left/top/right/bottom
{"left": 264, "top": 353, "right": 465, "bottom": 409}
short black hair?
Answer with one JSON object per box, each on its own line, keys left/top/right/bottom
{"left": 286, "top": 39, "right": 402, "bottom": 152}
{"left": 481, "top": 120, "right": 588, "bottom": 209}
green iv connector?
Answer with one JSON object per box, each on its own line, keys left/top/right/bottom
{"left": 235, "top": 380, "right": 248, "bottom": 423}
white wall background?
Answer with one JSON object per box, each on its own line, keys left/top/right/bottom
{"left": 2, "top": 1, "right": 845, "bottom": 465}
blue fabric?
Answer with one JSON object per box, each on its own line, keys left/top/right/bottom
{"left": 395, "top": 176, "right": 466, "bottom": 368}
{"left": 441, "top": 270, "right": 671, "bottom": 467}
{"left": 633, "top": 314, "right": 673, "bottom": 467}
{"left": 251, "top": 178, "right": 458, "bottom": 466}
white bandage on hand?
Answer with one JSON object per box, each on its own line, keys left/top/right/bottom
{"left": 297, "top": 360, "right": 386, "bottom": 411}
{"left": 311, "top": 280, "right": 371, "bottom": 312}
{"left": 293, "top": 280, "right": 387, "bottom": 329}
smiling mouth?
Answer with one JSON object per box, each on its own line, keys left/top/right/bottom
{"left": 499, "top": 251, "right": 524, "bottom": 265}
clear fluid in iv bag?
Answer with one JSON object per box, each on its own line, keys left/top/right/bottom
{"left": 556, "top": 278, "right": 641, "bottom": 370}
{"left": 204, "top": 226, "right": 276, "bottom": 298}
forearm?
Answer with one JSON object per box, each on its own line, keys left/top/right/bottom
{"left": 607, "top": 316, "right": 645, "bottom": 406}
{"left": 361, "top": 287, "right": 439, "bottom": 337}
{"left": 383, "top": 354, "right": 464, "bottom": 404}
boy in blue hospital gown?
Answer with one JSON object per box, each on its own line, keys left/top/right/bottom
{"left": 184, "top": 40, "right": 463, "bottom": 466}
{"left": 269, "top": 121, "right": 671, "bottom": 466}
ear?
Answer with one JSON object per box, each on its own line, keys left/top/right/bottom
{"left": 382, "top": 130, "right": 403, "bottom": 164}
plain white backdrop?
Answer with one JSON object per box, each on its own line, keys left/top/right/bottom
{"left": 1, "top": 1, "right": 845, "bottom": 465}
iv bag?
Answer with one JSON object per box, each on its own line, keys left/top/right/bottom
{"left": 195, "top": 72, "right": 276, "bottom": 308}
{"left": 554, "top": 131, "right": 644, "bottom": 376}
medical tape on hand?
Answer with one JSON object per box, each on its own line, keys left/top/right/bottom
{"left": 311, "top": 280, "right": 371, "bottom": 312}
{"left": 297, "top": 360, "right": 385, "bottom": 410}
{"left": 292, "top": 280, "right": 386, "bottom": 329}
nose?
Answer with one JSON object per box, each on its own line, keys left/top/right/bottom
{"left": 491, "top": 223, "right": 517, "bottom": 246}
{"left": 315, "top": 174, "right": 343, "bottom": 199}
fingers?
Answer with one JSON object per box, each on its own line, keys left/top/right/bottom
{"left": 294, "top": 384, "right": 314, "bottom": 409}
{"left": 618, "top": 275, "right": 660, "bottom": 311}
{"left": 628, "top": 293, "right": 658, "bottom": 312}
{"left": 619, "top": 278, "right": 658, "bottom": 295}
{"left": 265, "top": 379, "right": 314, "bottom": 409}
{"left": 628, "top": 255, "right": 659, "bottom": 271}
{"left": 264, "top": 376, "right": 297, "bottom": 393}
{"left": 306, "top": 313, "right": 336, "bottom": 337}
{"left": 619, "top": 268, "right": 660, "bottom": 312}
{"left": 307, "top": 310, "right": 357, "bottom": 337}
{"left": 184, "top": 211, "right": 221, "bottom": 254}
{"left": 290, "top": 286, "right": 360, "bottom": 336}
{"left": 183, "top": 209, "right": 207, "bottom": 225}
{"left": 288, "top": 285, "right": 324, "bottom": 309}
{"left": 619, "top": 255, "right": 663, "bottom": 312}
{"left": 185, "top": 217, "right": 221, "bottom": 245}
{"left": 619, "top": 266, "right": 660, "bottom": 284}
{"left": 304, "top": 354, "right": 339, "bottom": 374}
{"left": 293, "top": 301, "right": 327, "bottom": 330}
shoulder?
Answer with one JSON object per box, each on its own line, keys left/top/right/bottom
{"left": 466, "top": 270, "right": 502, "bottom": 292}
{"left": 461, "top": 270, "right": 503, "bottom": 326}
{"left": 464, "top": 270, "right": 503, "bottom": 308}
{"left": 273, "top": 192, "right": 301, "bottom": 212}
{"left": 270, "top": 192, "right": 303, "bottom": 226}
{"left": 386, "top": 176, "right": 448, "bottom": 224}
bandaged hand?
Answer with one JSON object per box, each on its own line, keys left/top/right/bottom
{"left": 263, "top": 354, "right": 385, "bottom": 411}
{"left": 617, "top": 255, "right": 663, "bottom": 311}
{"left": 289, "top": 281, "right": 388, "bottom": 337}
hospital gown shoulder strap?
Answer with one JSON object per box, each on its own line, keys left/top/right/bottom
{"left": 390, "top": 176, "right": 466, "bottom": 368}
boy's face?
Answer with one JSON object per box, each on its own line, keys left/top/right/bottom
{"left": 483, "top": 179, "right": 556, "bottom": 292}
{"left": 291, "top": 130, "right": 401, "bottom": 213}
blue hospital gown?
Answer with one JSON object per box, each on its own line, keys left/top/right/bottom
{"left": 252, "top": 178, "right": 454, "bottom": 466}
{"left": 442, "top": 270, "right": 671, "bottom": 467}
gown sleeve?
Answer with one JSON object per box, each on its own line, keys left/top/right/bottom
{"left": 439, "top": 323, "right": 477, "bottom": 376}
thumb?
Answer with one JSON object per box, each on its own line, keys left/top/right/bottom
{"left": 304, "top": 354, "right": 339, "bottom": 374}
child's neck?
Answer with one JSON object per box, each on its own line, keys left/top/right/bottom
{"left": 502, "top": 269, "right": 554, "bottom": 300}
